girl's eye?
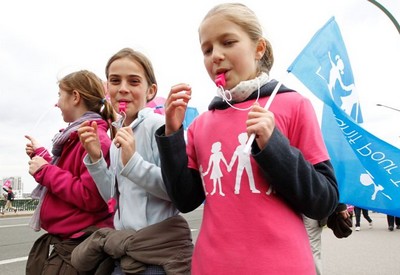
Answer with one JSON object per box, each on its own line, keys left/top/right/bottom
{"left": 224, "top": 40, "right": 235, "bottom": 46}
{"left": 129, "top": 79, "right": 140, "bottom": 85}
{"left": 109, "top": 78, "right": 120, "bottom": 85}
{"left": 202, "top": 47, "right": 212, "bottom": 56}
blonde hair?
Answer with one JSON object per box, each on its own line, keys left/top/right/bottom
{"left": 201, "top": 3, "right": 274, "bottom": 74}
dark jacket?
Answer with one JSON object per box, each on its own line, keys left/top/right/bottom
{"left": 3, "top": 188, "right": 14, "bottom": 201}
{"left": 25, "top": 227, "right": 105, "bottom": 275}
{"left": 71, "top": 215, "right": 193, "bottom": 275}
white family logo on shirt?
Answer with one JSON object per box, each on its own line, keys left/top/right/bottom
{"left": 201, "top": 132, "right": 273, "bottom": 196}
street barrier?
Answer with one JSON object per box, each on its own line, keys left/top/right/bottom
{"left": 0, "top": 198, "right": 38, "bottom": 212}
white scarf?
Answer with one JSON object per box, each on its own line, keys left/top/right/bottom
{"left": 218, "top": 72, "right": 270, "bottom": 103}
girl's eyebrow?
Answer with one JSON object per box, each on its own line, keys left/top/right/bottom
{"left": 201, "top": 32, "right": 237, "bottom": 47}
{"left": 109, "top": 73, "right": 142, "bottom": 78}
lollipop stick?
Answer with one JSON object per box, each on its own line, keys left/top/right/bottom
{"left": 243, "top": 80, "right": 283, "bottom": 154}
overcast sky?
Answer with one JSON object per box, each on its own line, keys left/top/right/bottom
{"left": 1, "top": 0, "right": 399, "bottom": 193}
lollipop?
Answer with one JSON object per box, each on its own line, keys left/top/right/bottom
{"left": 112, "top": 101, "right": 127, "bottom": 130}
{"left": 215, "top": 73, "right": 226, "bottom": 88}
{"left": 118, "top": 101, "right": 127, "bottom": 114}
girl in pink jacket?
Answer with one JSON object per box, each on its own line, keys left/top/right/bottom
{"left": 25, "top": 70, "right": 115, "bottom": 274}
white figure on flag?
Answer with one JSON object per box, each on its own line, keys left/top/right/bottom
{"left": 287, "top": 17, "right": 400, "bottom": 216}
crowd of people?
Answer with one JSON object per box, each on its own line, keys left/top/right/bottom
{"left": 348, "top": 205, "right": 399, "bottom": 232}
{"left": 0, "top": 2, "right": 393, "bottom": 275}
{"left": 354, "top": 206, "right": 373, "bottom": 231}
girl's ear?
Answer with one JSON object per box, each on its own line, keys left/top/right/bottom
{"left": 146, "top": 84, "right": 158, "bottom": 102}
{"left": 255, "top": 38, "right": 267, "bottom": 61}
{"left": 72, "top": 90, "right": 81, "bottom": 105}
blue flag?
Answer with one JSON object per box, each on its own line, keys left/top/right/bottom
{"left": 183, "top": 106, "right": 199, "bottom": 130}
{"left": 287, "top": 17, "right": 400, "bottom": 216}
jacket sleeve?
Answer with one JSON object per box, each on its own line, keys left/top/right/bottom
{"left": 155, "top": 125, "right": 205, "bottom": 213}
{"left": 83, "top": 152, "right": 114, "bottom": 203}
{"left": 33, "top": 147, "right": 52, "bottom": 162}
{"left": 34, "top": 130, "right": 112, "bottom": 212}
{"left": 252, "top": 127, "right": 339, "bottom": 220}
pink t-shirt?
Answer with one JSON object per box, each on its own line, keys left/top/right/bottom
{"left": 186, "top": 92, "right": 328, "bottom": 274}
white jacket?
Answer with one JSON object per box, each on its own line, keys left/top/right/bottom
{"left": 84, "top": 107, "right": 179, "bottom": 230}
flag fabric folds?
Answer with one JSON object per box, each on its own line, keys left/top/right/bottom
{"left": 147, "top": 96, "right": 166, "bottom": 115}
{"left": 183, "top": 106, "right": 199, "bottom": 130}
{"left": 146, "top": 96, "right": 199, "bottom": 130}
{"left": 287, "top": 17, "right": 400, "bottom": 216}
{"left": 3, "top": 179, "right": 12, "bottom": 189}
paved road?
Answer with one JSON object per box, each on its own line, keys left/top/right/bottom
{"left": 0, "top": 212, "right": 42, "bottom": 275}
{"left": 1, "top": 208, "right": 399, "bottom": 274}
{"left": 321, "top": 211, "right": 400, "bottom": 275}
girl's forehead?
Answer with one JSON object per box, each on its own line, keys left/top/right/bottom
{"left": 200, "top": 15, "right": 229, "bottom": 32}
{"left": 199, "top": 17, "right": 240, "bottom": 43}
{"left": 109, "top": 58, "right": 144, "bottom": 75}
{"left": 110, "top": 57, "right": 140, "bottom": 68}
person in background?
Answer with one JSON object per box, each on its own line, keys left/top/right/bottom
{"left": 386, "top": 214, "right": 400, "bottom": 231}
{"left": 155, "top": 3, "right": 339, "bottom": 274}
{"left": 303, "top": 203, "right": 352, "bottom": 275}
{"left": 346, "top": 204, "right": 354, "bottom": 226}
{"left": 73, "top": 48, "right": 193, "bottom": 275}
{"left": 354, "top": 206, "right": 373, "bottom": 231}
{"left": 24, "top": 70, "right": 115, "bottom": 274}
{"left": 1, "top": 186, "right": 16, "bottom": 214}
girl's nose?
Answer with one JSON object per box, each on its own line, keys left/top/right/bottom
{"left": 118, "top": 81, "right": 129, "bottom": 93}
{"left": 212, "top": 47, "right": 224, "bottom": 63}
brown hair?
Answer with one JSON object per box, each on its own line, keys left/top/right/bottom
{"left": 59, "top": 70, "right": 116, "bottom": 135}
{"left": 201, "top": 3, "right": 274, "bottom": 74}
{"left": 105, "top": 48, "right": 157, "bottom": 102}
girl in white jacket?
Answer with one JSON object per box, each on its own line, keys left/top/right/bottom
{"left": 77, "top": 48, "right": 193, "bottom": 275}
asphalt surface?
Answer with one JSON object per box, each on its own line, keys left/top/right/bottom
{"left": 0, "top": 210, "right": 33, "bottom": 218}
{"left": 1, "top": 208, "right": 399, "bottom": 275}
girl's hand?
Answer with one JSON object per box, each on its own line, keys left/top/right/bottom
{"left": 164, "top": 83, "right": 192, "bottom": 135}
{"left": 78, "top": 121, "right": 102, "bottom": 162}
{"left": 246, "top": 103, "right": 275, "bottom": 150}
{"left": 28, "top": 156, "right": 48, "bottom": 175}
{"left": 114, "top": 126, "right": 135, "bottom": 166}
{"left": 25, "top": 135, "right": 41, "bottom": 158}
{"left": 339, "top": 209, "right": 350, "bottom": 219}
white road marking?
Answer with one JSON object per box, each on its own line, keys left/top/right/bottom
{"left": 0, "top": 256, "right": 28, "bottom": 265}
{"left": 0, "top": 224, "right": 28, "bottom": 229}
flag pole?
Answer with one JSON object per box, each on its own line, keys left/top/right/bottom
{"left": 376, "top": 103, "right": 400, "bottom": 112}
{"left": 243, "top": 73, "right": 288, "bottom": 154}
{"left": 367, "top": 0, "right": 400, "bottom": 35}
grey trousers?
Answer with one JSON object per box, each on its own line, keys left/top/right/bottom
{"left": 303, "top": 215, "right": 323, "bottom": 275}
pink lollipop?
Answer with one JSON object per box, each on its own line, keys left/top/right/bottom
{"left": 112, "top": 101, "right": 127, "bottom": 130}
{"left": 215, "top": 73, "right": 226, "bottom": 88}
{"left": 107, "top": 198, "right": 116, "bottom": 213}
{"left": 119, "top": 102, "right": 127, "bottom": 113}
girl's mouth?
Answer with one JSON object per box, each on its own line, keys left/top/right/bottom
{"left": 118, "top": 101, "right": 127, "bottom": 113}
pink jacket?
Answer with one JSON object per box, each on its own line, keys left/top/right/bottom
{"left": 33, "top": 119, "right": 113, "bottom": 238}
